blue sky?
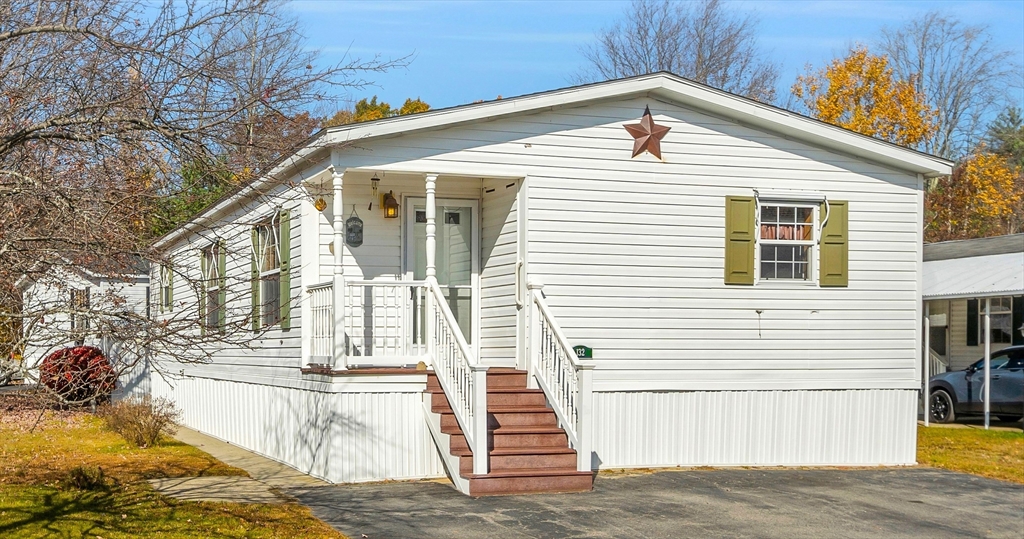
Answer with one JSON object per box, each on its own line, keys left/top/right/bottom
{"left": 288, "top": 0, "right": 1024, "bottom": 111}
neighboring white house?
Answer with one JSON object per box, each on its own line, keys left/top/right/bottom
{"left": 17, "top": 260, "right": 151, "bottom": 399}
{"left": 146, "top": 73, "right": 953, "bottom": 494}
{"left": 923, "top": 234, "right": 1024, "bottom": 374}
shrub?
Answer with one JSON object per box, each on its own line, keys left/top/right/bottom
{"left": 39, "top": 346, "right": 116, "bottom": 404}
{"left": 62, "top": 465, "right": 108, "bottom": 490}
{"left": 99, "top": 396, "right": 180, "bottom": 448}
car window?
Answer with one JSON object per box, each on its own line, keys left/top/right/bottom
{"left": 969, "top": 350, "right": 1011, "bottom": 371}
{"left": 1006, "top": 351, "right": 1024, "bottom": 370}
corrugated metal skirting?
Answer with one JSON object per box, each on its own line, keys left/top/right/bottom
{"left": 150, "top": 375, "right": 445, "bottom": 483}
{"left": 592, "top": 389, "right": 917, "bottom": 468}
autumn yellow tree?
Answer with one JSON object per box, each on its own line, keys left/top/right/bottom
{"left": 322, "top": 97, "right": 430, "bottom": 127}
{"left": 792, "top": 47, "right": 935, "bottom": 147}
{"left": 926, "top": 148, "right": 1024, "bottom": 241}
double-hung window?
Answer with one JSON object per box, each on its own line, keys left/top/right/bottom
{"left": 758, "top": 204, "right": 815, "bottom": 281}
{"left": 724, "top": 194, "right": 848, "bottom": 287}
{"left": 983, "top": 297, "right": 1014, "bottom": 344}
{"left": 70, "top": 288, "right": 90, "bottom": 331}
{"left": 251, "top": 210, "right": 290, "bottom": 331}
{"left": 159, "top": 263, "right": 173, "bottom": 312}
{"left": 202, "top": 242, "right": 226, "bottom": 332}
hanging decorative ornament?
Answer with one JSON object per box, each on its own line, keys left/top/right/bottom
{"left": 370, "top": 174, "right": 380, "bottom": 209}
{"left": 345, "top": 204, "right": 364, "bottom": 247}
{"left": 313, "top": 197, "right": 327, "bottom": 212}
{"left": 623, "top": 106, "right": 671, "bottom": 160}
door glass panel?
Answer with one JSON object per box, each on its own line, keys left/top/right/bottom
{"left": 411, "top": 203, "right": 474, "bottom": 343}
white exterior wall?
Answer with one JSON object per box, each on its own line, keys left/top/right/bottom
{"left": 332, "top": 96, "right": 923, "bottom": 393}
{"left": 150, "top": 370, "right": 445, "bottom": 482}
{"left": 593, "top": 389, "right": 917, "bottom": 468}
{"left": 479, "top": 178, "right": 520, "bottom": 366}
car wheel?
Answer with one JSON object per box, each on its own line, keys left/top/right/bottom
{"left": 930, "top": 390, "right": 956, "bottom": 423}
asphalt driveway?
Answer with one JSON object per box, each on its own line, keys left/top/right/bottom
{"left": 287, "top": 468, "right": 1023, "bottom": 539}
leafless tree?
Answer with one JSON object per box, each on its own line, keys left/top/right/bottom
{"left": 579, "top": 0, "right": 780, "bottom": 102}
{"left": 879, "top": 11, "right": 1023, "bottom": 159}
{"left": 0, "top": 0, "right": 403, "bottom": 403}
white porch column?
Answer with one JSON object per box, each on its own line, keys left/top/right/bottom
{"left": 425, "top": 174, "right": 438, "bottom": 281}
{"left": 923, "top": 302, "right": 930, "bottom": 427}
{"left": 983, "top": 297, "right": 991, "bottom": 429}
{"left": 331, "top": 166, "right": 347, "bottom": 370}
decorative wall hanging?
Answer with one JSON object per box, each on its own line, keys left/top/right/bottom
{"left": 345, "top": 205, "right": 363, "bottom": 247}
{"left": 624, "top": 106, "right": 671, "bottom": 160}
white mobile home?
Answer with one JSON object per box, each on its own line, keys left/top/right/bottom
{"left": 148, "top": 73, "right": 952, "bottom": 495}
{"left": 17, "top": 260, "right": 151, "bottom": 398}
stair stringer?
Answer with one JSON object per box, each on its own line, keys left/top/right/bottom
{"left": 421, "top": 392, "right": 471, "bottom": 495}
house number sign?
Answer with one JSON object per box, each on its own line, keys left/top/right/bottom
{"left": 345, "top": 215, "right": 363, "bottom": 247}
{"left": 573, "top": 345, "right": 593, "bottom": 359}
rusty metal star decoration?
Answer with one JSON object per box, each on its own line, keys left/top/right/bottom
{"left": 624, "top": 106, "right": 671, "bottom": 160}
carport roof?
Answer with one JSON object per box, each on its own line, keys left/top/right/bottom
{"left": 923, "top": 251, "right": 1024, "bottom": 300}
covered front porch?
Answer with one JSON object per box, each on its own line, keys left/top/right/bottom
{"left": 299, "top": 169, "right": 524, "bottom": 370}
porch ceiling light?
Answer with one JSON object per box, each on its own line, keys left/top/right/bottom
{"left": 382, "top": 190, "right": 400, "bottom": 219}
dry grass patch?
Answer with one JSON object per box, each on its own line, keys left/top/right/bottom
{"left": 0, "top": 396, "right": 345, "bottom": 538}
{"left": 0, "top": 409, "right": 243, "bottom": 486}
{"left": 918, "top": 425, "right": 1024, "bottom": 484}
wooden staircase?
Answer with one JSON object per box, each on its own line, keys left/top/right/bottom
{"left": 426, "top": 368, "right": 594, "bottom": 495}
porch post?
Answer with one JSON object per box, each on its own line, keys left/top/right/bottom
{"left": 331, "top": 166, "right": 347, "bottom": 370}
{"left": 983, "top": 297, "right": 991, "bottom": 429}
{"left": 923, "top": 302, "right": 930, "bottom": 427}
{"left": 577, "top": 362, "right": 595, "bottom": 472}
{"left": 424, "top": 174, "right": 438, "bottom": 282}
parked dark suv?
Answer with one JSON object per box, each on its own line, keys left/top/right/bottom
{"left": 928, "top": 345, "right": 1024, "bottom": 423}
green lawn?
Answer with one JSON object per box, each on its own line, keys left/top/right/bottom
{"left": 918, "top": 425, "right": 1024, "bottom": 484}
{"left": 0, "top": 406, "right": 344, "bottom": 538}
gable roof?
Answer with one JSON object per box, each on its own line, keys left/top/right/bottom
{"left": 924, "top": 233, "right": 1024, "bottom": 261}
{"left": 320, "top": 72, "right": 953, "bottom": 178}
{"left": 154, "top": 72, "right": 953, "bottom": 249}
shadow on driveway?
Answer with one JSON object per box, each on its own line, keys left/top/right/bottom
{"left": 287, "top": 468, "right": 1022, "bottom": 539}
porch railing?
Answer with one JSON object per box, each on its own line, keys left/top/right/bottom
{"left": 344, "top": 280, "right": 428, "bottom": 359}
{"left": 426, "top": 279, "right": 489, "bottom": 475}
{"left": 307, "top": 282, "right": 333, "bottom": 362}
{"left": 929, "top": 349, "right": 949, "bottom": 376}
{"left": 527, "top": 282, "right": 594, "bottom": 472}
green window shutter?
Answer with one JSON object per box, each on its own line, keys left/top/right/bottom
{"left": 251, "top": 228, "right": 260, "bottom": 332}
{"left": 279, "top": 210, "right": 291, "bottom": 331}
{"left": 724, "top": 196, "right": 756, "bottom": 285}
{"left": 199, "top": 250, "right": 207, "bottom": 336}
{"left": 819, "top": 201, "right": 848, "bottom": 287}
{"left": 1012, "top": 296, "right": 1023, "bottom": 346}
{"left": 218, "top": 240, "right": 227, "bottom": 333}
{"left": 966, "top": 299, "right": 979, "bottom": 347}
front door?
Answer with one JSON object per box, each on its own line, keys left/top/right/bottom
{"left": 405, "top": 198, "right": 479, "bottom": 347}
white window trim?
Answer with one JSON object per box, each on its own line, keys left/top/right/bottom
{"left": 753, "top": 195, "right": 822, "bottom": 287}
{"left": 159, "top": 263, "right": 173, "bottom": 311}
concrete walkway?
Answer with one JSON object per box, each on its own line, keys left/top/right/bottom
{"left": 148, "top": 426, "right": 326, "bottom": 504}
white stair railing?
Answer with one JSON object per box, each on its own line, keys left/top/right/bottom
{"left": 929, "top": 349, "right": 949, "bottom": 376}
{"left": 426, "top": 280, "right": 489, "bottom": 475}
{"left": 307, "top": 282, "right": 333, "bottom": 363}
{"left": 527, "top": 282, "right": 594, "bottom": 472}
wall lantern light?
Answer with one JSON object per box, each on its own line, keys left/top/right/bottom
{"left": 382, "top": 190, "right": 400, "bottom": 219}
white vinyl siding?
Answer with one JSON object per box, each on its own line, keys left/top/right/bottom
{"left": 330, "top": 96, "right": 923, "bottom": 391}
{"left": 479, "top": 179, "right": 519, "bottom": 366}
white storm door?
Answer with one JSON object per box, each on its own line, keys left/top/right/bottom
{"left": 405, "top": 198, "right": 480, "bottom": 348}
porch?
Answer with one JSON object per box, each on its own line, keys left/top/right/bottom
{"left": 297, "top": 168, "right": 595, "bottom": 494}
